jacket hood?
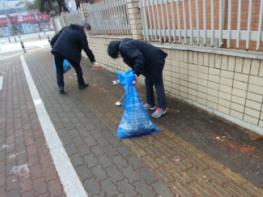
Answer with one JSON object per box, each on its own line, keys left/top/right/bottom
{"left": 107, "top": 40, "right": 121, "bottom": 58}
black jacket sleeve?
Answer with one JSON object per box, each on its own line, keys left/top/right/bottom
{"left": 50, "top": 27, "right": 66, "bottom": 47}
{"left": 81, "top": 34, "right": 95, "bottom": 63}
{"left": 121, "top": 44, "right": 145, "bottom": 76}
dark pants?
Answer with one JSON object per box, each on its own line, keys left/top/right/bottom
{"left": 145, "top": 61, "right": 167, "bottom": 110}
{"left": 54, "top": 53, "right": 85, "bottom": 88}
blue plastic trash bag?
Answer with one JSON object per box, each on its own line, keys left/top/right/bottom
{"left": 53, "top": 59, "right": 71, "bottom": 73}
{"left": 116, "top": 70, "right": 160, "bottom": 139}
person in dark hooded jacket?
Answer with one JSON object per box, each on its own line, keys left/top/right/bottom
{"left": 51, "top": 23, "right": 95, "bottom": 94}
{"left": 107, "top": 38, "right": 168, "bottom": 118}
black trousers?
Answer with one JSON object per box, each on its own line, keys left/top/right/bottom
{"left": 144, "top": 61, "right": 167, "bottom": 110}
{"left": 54, "top": 53, "right": 85, "bottom": 88}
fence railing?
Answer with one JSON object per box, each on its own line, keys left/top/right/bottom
{"left": 140, "top": 0, "right": 263, "bottom": 51}
{"left": 82, "top": 0, "right": 131, "bottom": 35}
{"left": 61, "top": 11, "right": 85, "bottom": 26}
{"left": 52, "top": 17, "right": 65, "bottom": 33}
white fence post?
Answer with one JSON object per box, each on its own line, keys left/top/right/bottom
{"left": 160, "top": 0, "right": 166, "bottom": 41}
{"left": 236, "top": 0, "right": 242, "bottom": 48}
{"left": 256, "top": 0, "right": 263, "bottom": 50}
{"left": 195, "top": 0, "right": 200, "bottom": 45}
{"left": 171, "top": 0, "right": 176, "bottom": 42}
{"left": 182, "top": 0, "right": 187, "bottom": 44}
{"left": 218, "top": 0, "right": 223, "bottom": 47}
{"left": 165, "top": 0, "right": 171, "bottom": 43}
{"left": 188, "top": 0, "right": 193, "bottom": 45}
{"left": 210, "top": 0, "right": 214, "bottom": 47}
{"left": 227, "top": 0, "right": 231, "bottom": 48}
{"left": 146, "top": 0, "right": 153, "bottom": 40}
{"left": 203, "top": 0, "right": 207, "bottom": 46}
{"left": 246, "top": 0, "right": 252, "bottom": 50}
{"left": 175, "top": 0, "right": 181, "bottom": 43}
{"left": 150, "top": 0, "right": 157, "bottom": 40}
{"left": 141, "top": 0, "right": 149, "bottom": 40}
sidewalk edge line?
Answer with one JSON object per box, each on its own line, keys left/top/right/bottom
{"left": 0, "top": 76, "right": 3, "bottom": 90}
{"left": 20, "top": 55, "right": 88, "bottom": 197}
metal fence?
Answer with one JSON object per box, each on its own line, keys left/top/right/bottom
{"left": 82, "top": 0, "right": 131, "bottom": 35}
{"left": 140, "top": 0, "right": 263, "bottom": 51}
{"left": 61, "top": 11, "right": 85, "bottom": 26}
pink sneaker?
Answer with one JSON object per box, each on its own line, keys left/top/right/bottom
{"left": 151, "top": 107, "right": 167, "bottom": 118}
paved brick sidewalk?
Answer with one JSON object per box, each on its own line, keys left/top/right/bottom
{"left": 0, "top": 57, "right": 65, "bottom": 197}
{"left": 72, "top": 68, "right": 263, "bottom": 196}
{"left": 24, "top": 49, "right": 263, "bottom": 196}
{"left": 24, "top": 50, "right": 173, "bottom": 197}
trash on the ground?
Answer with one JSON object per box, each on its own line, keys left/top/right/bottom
{"left": 115, "top": 100, "right": 122, "bottom": 107}
{"left": 115, "top": 70, "right": 160, "bottom": 139}
{"left": 245, "top": 130, "right": 263, "bottom": 141}
{"left": 10, "top": 164, "right": 30, "bottom": 178}
{"left": 114, "top": 93, "right": 125, "bottom": 108}
{"left": 112, "top": 79, "right": 120, "bottom": 85}
{"left": 223, "top": 139, "right": 238, "bottom": 150}
{"left": 240, "top": 145, "right": 256, "bottom": 154}
{"left": 215, "top": 136, "right": 222, "bottom": 141}
{"left": 215, "top": 136, "right": 226, "bottom": 142}
{"left": 174, "top": 157, "right": 180, "bottom": 162}
{"left": 53, "top": 59, "right": 71, "bottom": 73}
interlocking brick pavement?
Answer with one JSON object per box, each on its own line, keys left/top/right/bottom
{"left": 0, "top": 57, "right": 65, "bottom": 197}
{"left": 25, "top": 49, "right": 172, "bottom": 196}
{"left": 23, "top": 49, "right": 263, "bottom": 196}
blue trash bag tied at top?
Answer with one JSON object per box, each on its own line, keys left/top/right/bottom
{"left": 53, "top": 59, "right": 71, "bottom": 73}
{"left": 116, "top": 70, "right": 160, "bottom": 139}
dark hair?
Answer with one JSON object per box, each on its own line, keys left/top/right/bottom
{"left": 107, "top": 41, "right": 121, "bottom": 59}
{"left": 82, "top": 22, "right": 91, "bottom": 31}
{"left": 85, "top": 23, "right": 91, "bottom": 31}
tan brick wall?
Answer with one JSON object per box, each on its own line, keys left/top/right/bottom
{"left": 89, "top": 35, "right": 263, "bottom": 132}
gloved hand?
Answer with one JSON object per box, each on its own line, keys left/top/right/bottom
{"left": 91, "top": 61, "right": 99, "bottom": 67}
{"left": 91, "top": 62, "right": 105, "bottom": 72}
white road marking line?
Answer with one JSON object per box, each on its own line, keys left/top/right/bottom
{"left": 20, "top": 55, "right": 88, "bottom": 197}
{"left": 0, "top": 76, "right": 3, "bottom": 90}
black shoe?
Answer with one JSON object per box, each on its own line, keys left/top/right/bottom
{"left": 78, "top": 83, "right": 89, "bottom": 90}
{"left": 59, "top": 87, "right": 67, "bottom": 95}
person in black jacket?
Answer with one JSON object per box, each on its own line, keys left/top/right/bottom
{"left": 107, "top": 38, "right": 168, "bottom": 118}
{"left": 51, "top": 23, "right": 95, "bottom": 94}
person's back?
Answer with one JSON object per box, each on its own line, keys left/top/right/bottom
{"left": 51, "top": 23, "right": 96, "bottom": 94}
{"left": 108, "top": 38, "right": 168, "bottom": 118}
{"left": 119, "top": 38, "right": 167, "bottom": 79}
{"left": 52, "top": 24, "right": 86, "bottom": 64}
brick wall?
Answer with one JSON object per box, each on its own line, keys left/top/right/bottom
{"left": 79, "top": 0, "right": 263, "bottom": 133}
{"left": 88, "top": 35, "right": 263, "bottom": 134}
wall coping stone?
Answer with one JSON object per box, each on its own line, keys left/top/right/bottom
{"left": 89, "top": 35, "right": 263, "bottom": 61}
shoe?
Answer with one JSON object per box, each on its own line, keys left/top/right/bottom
{"left": 143, "top": 103, "right": 156, "bottom": 111}
{"left": 78, "top": 83, "right": 89, "bottom": 90}
{"left": 59, "top": 87, "right": 66, "bottom": 95}
{"left": 151, "top": 107, "right": 167, "bottom": 118}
